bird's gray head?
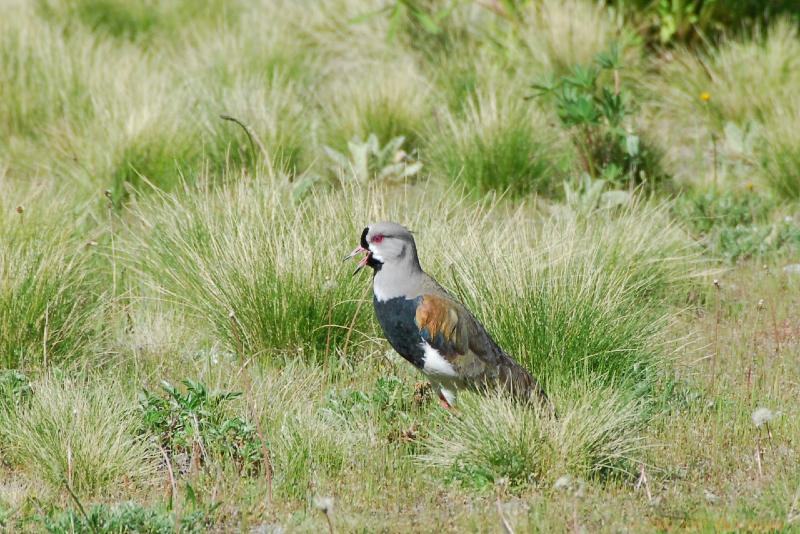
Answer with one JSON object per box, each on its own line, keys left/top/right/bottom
{"left": 344, "top": 221, "right": 420, "bottom": 275}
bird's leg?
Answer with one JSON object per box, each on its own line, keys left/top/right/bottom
{"left": 437, "top": 389, "right": 453, "bottom": 410}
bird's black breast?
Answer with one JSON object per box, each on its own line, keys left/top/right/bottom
{"left": 373, "top": 296, "right": 424, "bottom": 368}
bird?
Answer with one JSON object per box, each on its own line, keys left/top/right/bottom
{"left": 345, "top": 221, "right": 549, "bottom": 409}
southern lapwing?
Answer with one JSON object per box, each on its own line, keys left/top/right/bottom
{"left": 345, "top": 221, "right": 548, "bottom": 408}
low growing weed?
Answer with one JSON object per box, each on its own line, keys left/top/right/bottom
{"left": 139, "top": 379, "right": 263, "bottom": 475}
{"left": 674, "top": 189, "right": 800, "bottom": 262}
{"left": 39, "top": 501, "right": 212, "bottom": 534}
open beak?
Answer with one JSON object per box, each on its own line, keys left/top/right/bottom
{"left": 344, "top": 246, "right": 371, "bottom": 276}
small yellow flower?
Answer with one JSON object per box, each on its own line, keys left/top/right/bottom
{"left": 745, "top": 181, "right": 755, "bottom": 191}
{"left": 700, "top": 91, "right": 711, "bottom": 102}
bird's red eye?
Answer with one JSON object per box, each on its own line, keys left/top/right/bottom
{"left": 371, "top": 234, "right": 384, "bottom": 244}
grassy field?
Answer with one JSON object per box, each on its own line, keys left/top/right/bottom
{"left": 1, "top": 0, "right": 799, "bottom": 532}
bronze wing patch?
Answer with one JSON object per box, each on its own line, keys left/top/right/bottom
{"left": 415, "top": 294, "right": 464, "bottom": 356}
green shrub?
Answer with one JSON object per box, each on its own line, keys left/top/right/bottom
{"left": 0, "top": 370, "right": 32, "bottom": 409}
{"left": 305, "top": 134, "right": 422, "bottom": 200}
{"left": 532, "top": 44, "right": 667, "bottom": 189}
{"left": 322, "top": 375, "right": 425, "bottom": 443}
{"left": 612, "top": 0, "right": 800, "bottom": 46}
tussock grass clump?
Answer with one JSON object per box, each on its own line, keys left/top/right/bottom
{"left": 506, "top": 0, "right": 628, "bottom": 75}
{"left": 0, "top": 236, "right": 100, "bottom": 368}
{"left": 0, "top": 377, "right": 157, "bottom": 495}
{"left": 418, "top": 204, "right": 695, "bottom": 487}
{"left": 126, "top": 177, "right": 375, "bottom": 361}
{"left": 430, "top": 90, "right": 565, "bottom": 197}
{"left": 445, "top": 203, "right": 696, "bottom": 391}
{"left": 0, "top": 182, "right": 105, "bottom": 368}
{"left": 128, "top": 171, "right": 696, "bottom": 384}
{"left": 0, "top": 16, "right": 96, "bottom": 142}
{"left": 421, "top": 386, "right": 646, "bottom": 489}
{"left": 553, "top": 384, "right": 647, "bottom": 476}
{"left": 272, "top": 414, "right": 352, "bottom": 501}
{"left": 209, "top": 76, "right": 310, "bottom": 174}
{"left": 321, "top": 62, "right": 431, "bottom": 153}
{"left": 1, "top": 5, "right": 306, "bottom": 203}
{"left": 655, "top": 20, "right": 800, "bottom": 127}
{"left": 422, "top": 392, "right": 552, "bottom": 489}
{"left": 245, "top": 361, "right": 358, "bottom": 501}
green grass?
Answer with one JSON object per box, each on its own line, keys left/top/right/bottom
{"left": 761, "top": 97, "right": 800, "bottom": 199}
{"left": 321, "top": 62, "right": 431, "bottom": 154}
{"left": 0, "top": 183, "right": 106, "bottom": 368}
{"left": 0, "top": 18, "right": 94, "bottom": 142}
{"left": 1, "top": 0, "right": 800, "bottom": 531}
{"left": 40, "top": 501, "right": 212, "bottom": 534}
{"left": 445, "top": 203, "right": 697, "bottom": 393}
{"left": 126, "top": 178, "right": 376, "bottom": 361}
{"left": 36, "top": 0, "right": 239, "bottom": 43}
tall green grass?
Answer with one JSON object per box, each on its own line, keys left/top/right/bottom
{"left": 321, "top": 64, "right": 431, "bottom": 153}
{"left": 761, "top": 97, "right": 800, "bottom": 199}
{"left": 125, "top": 175, "right": 376, "bottom": 361}
{"left": 0, "top": 181, "right": 106, "bottom": 368}
{"left": 122, "top": 171, "right": 698, "bottom": 487}
{"left": 126, "top": 170, "right": 696, "bottom": 384}
{"left": 36, "top": 0, "right": 239, "bottom": 43}
{"left": 430, "top": 89, "right": 566, "bottom": 197}
{"left": 0, "top": 17, "right": 95, "bottom": 142}
{"left": 444, "top": 204, "right": 697, "bottom": 392}
{"left": 0, "top": 3, "right": 310, "bottom": 204}
{"left": 510, "top": 0, "right": 627, "bottom": 74}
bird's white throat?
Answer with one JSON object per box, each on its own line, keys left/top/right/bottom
{"left": 372, "top": 274, "right": 395, "bottom": 302}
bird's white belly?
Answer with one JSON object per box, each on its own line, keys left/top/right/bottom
{"left": 420, "top": 341, "right": 458, "bottom": 378}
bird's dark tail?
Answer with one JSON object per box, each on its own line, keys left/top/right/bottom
{"left": 502, "top": 362, "right": 557, "bottom": 418}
